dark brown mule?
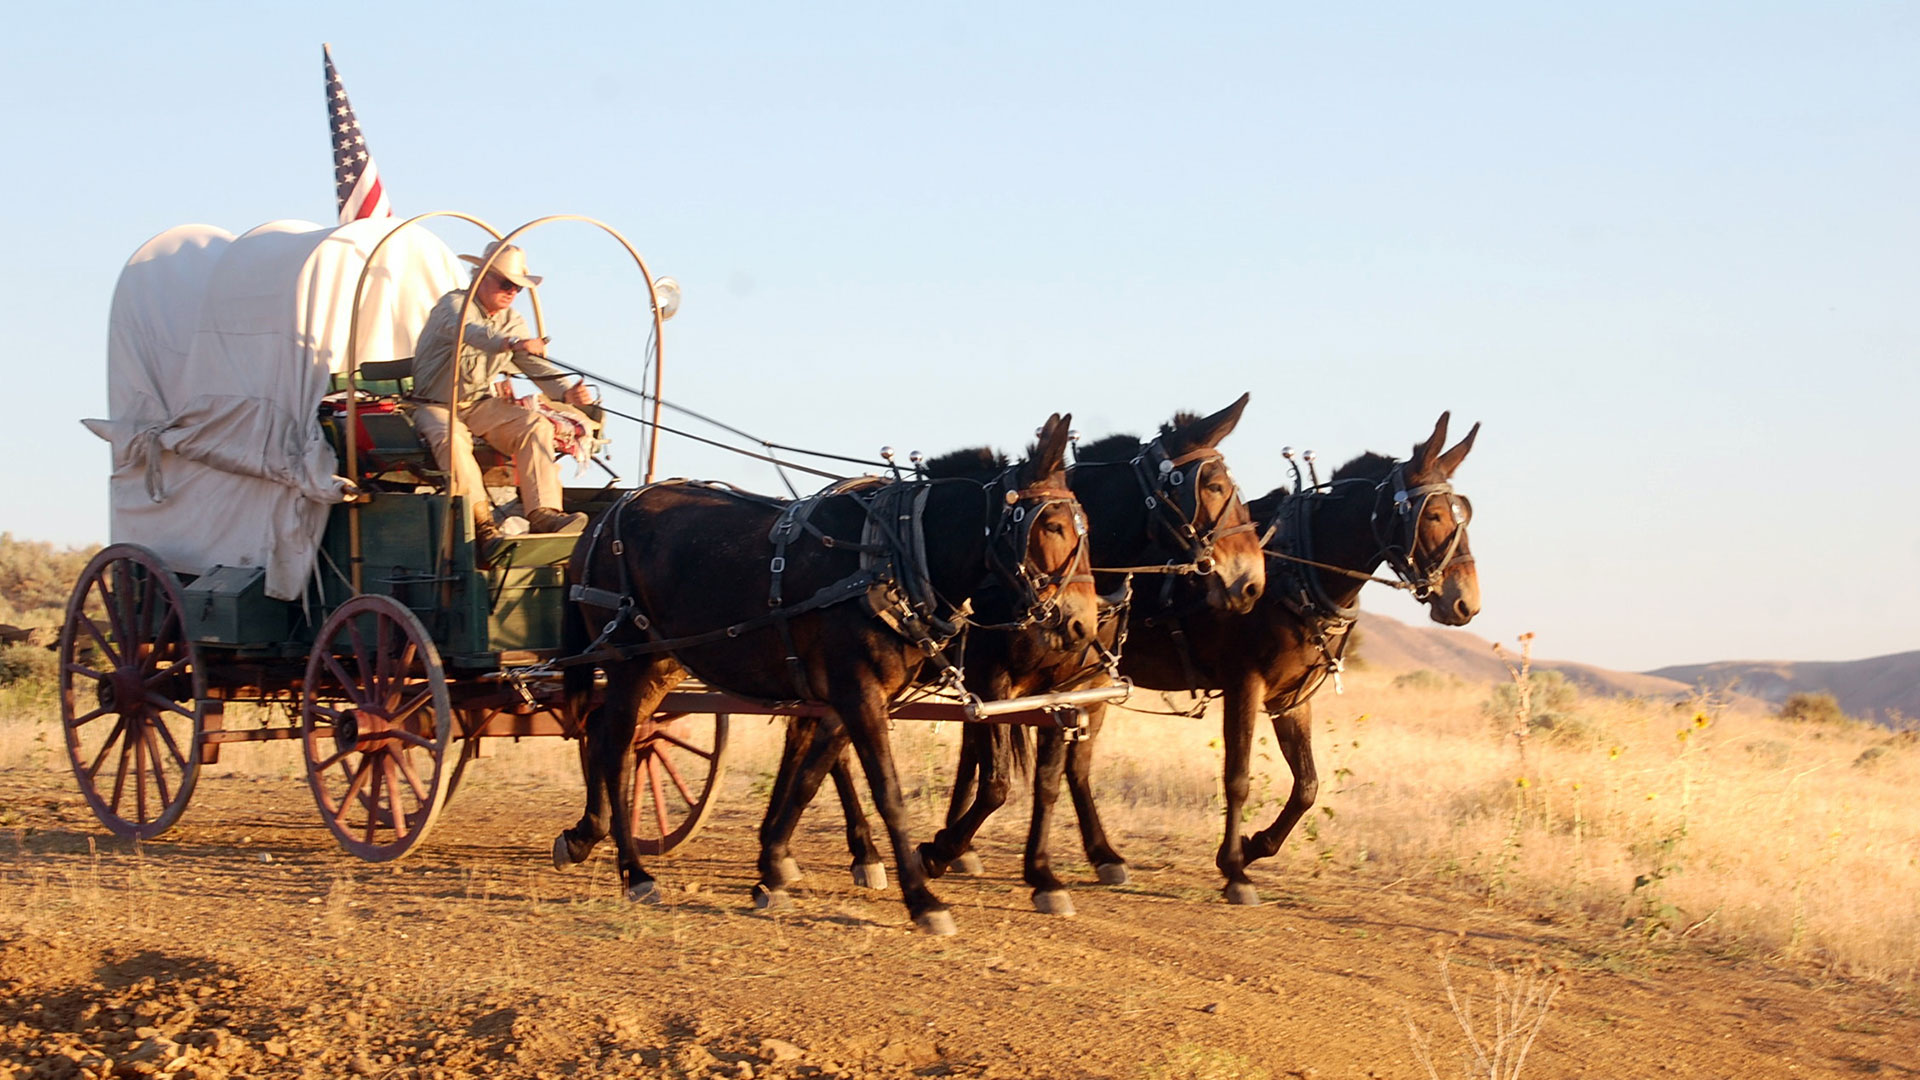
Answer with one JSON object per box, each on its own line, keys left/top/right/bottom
{"left": 555, "top": 414, "right": 1097, "bottom": 934}
{"left": 1002, "top": 412, "right": 1480, "bottom": 907}
{"left": 820, "top": 397, "right": 1267, "bottom": 915}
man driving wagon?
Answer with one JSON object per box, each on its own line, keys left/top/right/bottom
{"left": 410, "top": 240, "right": 594, "bottom": 546}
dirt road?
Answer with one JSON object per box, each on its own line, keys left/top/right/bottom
{"left": 2, "top": 766, "right": 1915, "bottom": 1079}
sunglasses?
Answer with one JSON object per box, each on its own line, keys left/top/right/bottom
{"left": 487, "top": 275, "right": 523, "bottom": 293}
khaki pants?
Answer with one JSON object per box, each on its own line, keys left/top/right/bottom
{"left": 411, "top": 396, "right": 563, "bottom": 522}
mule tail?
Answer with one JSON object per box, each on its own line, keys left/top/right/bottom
{"left": 990, "top": 723, "right": 1033, "bottom": 781}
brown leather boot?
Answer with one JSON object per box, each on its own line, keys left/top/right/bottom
{"left": 474, "top": 518, "right": 504, "bottom": 561}
{"left": 526, "top": 507, "right": 588, "bottom": 535}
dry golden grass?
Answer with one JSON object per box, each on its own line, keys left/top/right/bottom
{"left": 5, "top": 665, "right": 1915, "bottom": 985}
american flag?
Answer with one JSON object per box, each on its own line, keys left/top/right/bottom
{"left": 323, "top": 44, "right": 392, "bottom": 223}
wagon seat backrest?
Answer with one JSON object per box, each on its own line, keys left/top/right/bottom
{"left": 323, "top": 358, "right": 606, "bottom": 492}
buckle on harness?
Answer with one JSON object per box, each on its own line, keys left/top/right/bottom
{"left": 769, "top": 556, "right": 786, "bottom": 574}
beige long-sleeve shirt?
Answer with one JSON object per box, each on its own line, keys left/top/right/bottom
{"left": 410, "top": 289, "right": 572, "bottom": 404}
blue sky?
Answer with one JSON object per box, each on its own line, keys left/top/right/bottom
{"left": 5, "top": 3, "right": 1915, "bottom": 670}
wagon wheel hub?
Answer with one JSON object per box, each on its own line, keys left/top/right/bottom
{"left": 108, "top": 666, "right": 147, "bottom": 716}
{"left": 334, "top": 709, "right": 363, "bottom": 756}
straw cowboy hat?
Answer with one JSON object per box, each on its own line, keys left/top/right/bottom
{"left": 458, "top": 241, "right": 544, "bottom": 288}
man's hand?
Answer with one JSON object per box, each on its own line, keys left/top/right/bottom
{"left": 513, "top": 336, "right": 549, "bottom": 358}
{"left": 564, "top": 380, "right": 594, "bottom": 408}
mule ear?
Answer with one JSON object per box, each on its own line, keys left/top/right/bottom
{"left": 1435, "top": 421, "right": 1480, "bottom": 477}
{"left": 1411, "top": 411, "right": 1451, "bottom": 471}
{"left": 1028, "top": 413, "right": 1073, "bottom": 482}
{"left": 1175, "top": 391, "right": 1252, "bottom": 451}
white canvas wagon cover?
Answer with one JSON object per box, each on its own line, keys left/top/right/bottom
{"left": 87, "top": 217, "right": 464, "bottom": 600}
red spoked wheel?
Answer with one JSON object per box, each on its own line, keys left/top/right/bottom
{"left": 58, "top": 545, "right": 204, "bottom": 839}
{"left": 624, "top": 712, "right": 730, "bottom": 856}
{"left": 300, "top": 595, "right": 455, "bottom": 862}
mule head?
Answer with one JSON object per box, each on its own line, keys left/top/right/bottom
{"left": 1015, "top": 413, "right": 1098, "bottom": 650}
{"left": 1158, "top": 392, "right": 1265, "bottom": 613}
{"left": 1401, "top": 411, "right": 1481, "bottom": 627}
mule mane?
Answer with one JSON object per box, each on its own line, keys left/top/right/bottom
{"left": 1076, "top": 411, "right": 1211, "bottom": 466}
{"left": 1160, "top": 412, "right": 1203, "bottom": 437}
{"left": 922, "top": 447, "right": 1007, "bottom": 480}
{"left": 1330, "top": 451, "right": 1394, "bottom": 483}
{"left": 1073, "top": 433, "right": 1139, "bottom": 464}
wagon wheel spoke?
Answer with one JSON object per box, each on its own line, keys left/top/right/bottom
{"left": 645, "top": 756, "right": 671, "bottom": 840}
{"left": 106, "top": 723, "right": 135, "bottom": 810}
{"left": 144, "top": 614, "right": 181, "bottom": 675}
{"left": 66, "top": 659, "right": 111, "bottom": 685}
{"left": 374, "top": 617, "right": 396, "bottom": 705}
{"left": 335, "top": 755, "right": 376, "bottom": 820}
{"left": 142, "top": 701, "right": 192, "bottom": 768}
{"left": 382, "top": 755, "right": 410, "bottom": 840}
{"left": 144, "top": 654, "right": 190, "bottom": 690}
{"left": 385, "top": 728, "right": 438, "bottom": 752}
{"left": 324, "top": 654, "right": 362, "bottom": 703}
{"left": 133, "top": 722, "right": 150, "bottom": 823}
{"left": 314, "top": 744, "right": 356, "bottom": 773}
{"left": 139, "top": 721, "right": 174, "bottom": 812}
{"left": 386, "top": 641, "right": 419, "bottom": 710}
{"left": 77, "top": 609, "right": 123, "bottom": 670}
{"left": 346, "top": 619, "right": 372, "bottom": 699}
{"left": 86, "top": 717, "right": 129, "bottom": 780}
{"left": 387, "top": 686, "right": 435, "bottom": 728}
{"left": 652, "top": 746, "right": 698, "bottom": 807}
{"left": 68, "top": 704, "right": 112, "bottom": 729}
{"left": 145, "top": 692, "right": 197, "bottom": 723}
{"left": 651, "top": 729, "right": 717, "bottom": 760}
{"left": 394, "top": 746, "right": 430, "bottom": 803}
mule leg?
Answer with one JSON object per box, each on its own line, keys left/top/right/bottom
{"left": 553, "top": 714, "right": 607, "bottom": 868}
{"left": 828, "top": 746, "right": 888, "bottom": 888}
{"left": 583, "top": 661, "right": 681, "bottom": 903}
{"left": 833, "top": 682, "right": 953, "bottom": 934}
{"left": 946, "top": 727, "right": 988, "bottom": 875}
{"left": 1021, "top": 725, "right": 1076, "bottom": 914}
{"left": 754, "top": 717, "right": 846, "bottom": 903}
{"left": 1061, "top": 703, "right": 1128, "bottom": 885}
{"left": 1242, "top": 702, "right": 1317, "bottom": 865}
{"left": 1215, "top": 676, "right": 1265, "bottom": 905}
{"left": 918, "top": 725, "right": 1012, "bottom": 880}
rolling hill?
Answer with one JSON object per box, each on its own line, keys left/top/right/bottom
{"left": 1355, "top": 610, "right": 1917, "bottom": 725}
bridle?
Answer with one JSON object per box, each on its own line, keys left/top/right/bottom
{"left": 1370, "top": 461, "right": 1474, "bottom": 602}
{"left": 1090, "top": 439, "right": 1258, "bottom": 578}
{"left": 975, "top": 467, "right": 1093, "bottom": 633}
{"left": 1264, "top": 460, "right": 1474, "bottom": 606}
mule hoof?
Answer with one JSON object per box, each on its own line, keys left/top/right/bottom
{"left": 915, "top": 909, "right": 958, "bottom": 936}
{"left": 770, "top": 856, "right": 803, "bottom": 887}
{"left": 551, "top": 834, "right": 577, "bottom": 871}
{"left": 953, "top": 852, "right": 985, "bottom": 876}
{"left": 1095, "top": 862, "right": 1130, "bottom": 886}
{"left": 915, "top": 843, "right": 947, "bottom": 880}
{"left": 1223, "top": 881, "right": 1261, "bottom": 906}
{"left": 751, "top": 883, "right": 793, "bottom": 912}
{"left": 626, "top": 879, "right": 662, "bottom": 904}
{"left": 1032, "top": 890, "right": 1077, "bottom": 917}
{"left": 850, "top": 862, "right": 888, "bottom": 890}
